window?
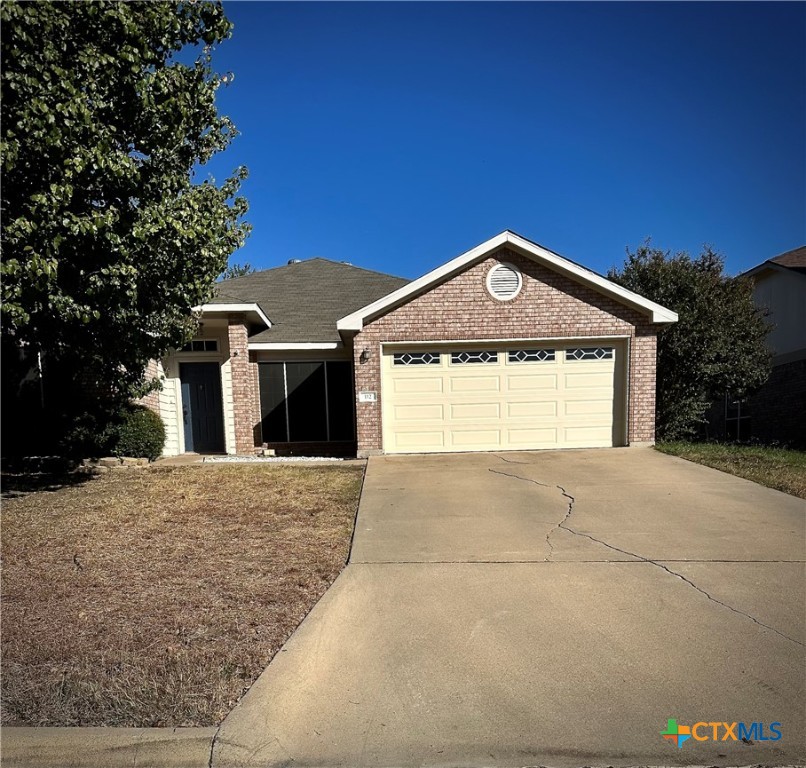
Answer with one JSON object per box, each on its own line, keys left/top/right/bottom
{"left": 180, "top": 339, "right": 218, "bottom": 353}
{"left": 258, "top": 360, "right": 354, "bottom": 443}
{"left": 393, "top": 352, "right": 440, "bottom": 366}
{"left": 486, "top": 263, "right": 522, "bottom": 301}
{"left": 451, "top": 350, "right": 498, "bottom": 364}
{"left": 565, "top": 347, "right": 613, "bottom": 361}
{"left": 725, "top": 393, "right": 752, "bottom": 441}
{"left": 508, "top": 349, "right": 555, "bottom": 363}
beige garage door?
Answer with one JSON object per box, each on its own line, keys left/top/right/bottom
{"left": 381, "top": 343, "right": 624, "bottom": 454}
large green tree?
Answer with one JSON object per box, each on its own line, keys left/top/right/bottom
{"left": 1, "top": 1, "right": 249, "bottom": 408}
{"left": 609, "top": 244, "right": 771, "bottom": 440}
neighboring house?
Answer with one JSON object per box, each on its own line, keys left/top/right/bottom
{"left": 709, "top": 246, "right": 806, "bottom": 446}
{"left": 143, "top": 231, "right": 677, "bottom": 458}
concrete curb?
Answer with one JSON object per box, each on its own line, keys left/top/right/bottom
{"left": 0, "top": 730, "right": 787, "bottom": 768}
{"left": 0, "top": 727, "right": 217, "bottom": 768}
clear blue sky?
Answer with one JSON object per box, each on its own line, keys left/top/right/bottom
{"left": 203, "top": 1, "right": 805, "bottom": 279}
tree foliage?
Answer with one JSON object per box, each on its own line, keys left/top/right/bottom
{"left": 609, "top": 243, "right": 771, "bottom": 440}
{"left": 1, "top": 0, "right": 250, "bottom": 404}
{"left": 219, "top": 261, "right": 255, "bottom": 280}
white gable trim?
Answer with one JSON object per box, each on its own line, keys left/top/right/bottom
{"left": 195, "top": 302, "right": 272, "bottom": 328}
{"left": 337, "top": 231, "right": 678, "bottom": 331}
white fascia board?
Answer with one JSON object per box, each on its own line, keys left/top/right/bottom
{"left": 337, "top": 230, "right": 678, "bottom": 330}
{"left": 248, "top": 342, "right": 342, "bottom": 351}
{"left": 503, "top": 233, "right": 679, "bottom": 324}
{"left": 194, "top": 303, "right": 272, "bottom": 328}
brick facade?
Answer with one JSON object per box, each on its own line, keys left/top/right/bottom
{"left": 140, "top": 358, "right": 161, "bottom": 414}
{"left": 227, "top": 318, "right": 261, "bottom": 454}
{"left": 352, "top": 248, "right": 659, "bottom": 456}
{"left": 706, "top": 358, "right": 806, "bottom": 448}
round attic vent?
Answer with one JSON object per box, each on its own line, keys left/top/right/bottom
{"left": 486, "top": 262, "right": 522, "bottom": 301}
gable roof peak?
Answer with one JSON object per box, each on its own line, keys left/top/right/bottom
{"left": 337, "top": 231, "right": 678, "bottom": 331}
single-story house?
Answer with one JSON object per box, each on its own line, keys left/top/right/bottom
{"left": 142, "top": 231, "right": 678, "bottom": 458}
{"left": 706, "top": 245, "right": 806, "bottom": 446}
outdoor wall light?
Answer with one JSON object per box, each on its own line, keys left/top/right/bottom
{"left": 359, "top": 348, "right": 371, "bottom": 363}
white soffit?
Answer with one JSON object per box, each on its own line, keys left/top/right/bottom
{"left": 337, "top": 231, "right": 678, "bottom": 331}
{"left": 248, "top": 342, "right": 342, "bottom": 351}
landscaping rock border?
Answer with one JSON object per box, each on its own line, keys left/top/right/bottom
{"left": 78, "top": 457, "right": 150, "bottom": 475}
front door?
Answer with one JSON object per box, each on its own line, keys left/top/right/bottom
{"left": 180, "top": 362, "right": 225, "bottom": 453}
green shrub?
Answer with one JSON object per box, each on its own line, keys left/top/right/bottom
{"left": 113, "top": 406, "right": 166, "bottom": 461}
{"left": 58, "top": 410, "right": 117, "bottom": 459}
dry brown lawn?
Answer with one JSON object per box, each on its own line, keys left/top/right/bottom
{"left": 1, "top": 463, "right": 363, "bottom": 727}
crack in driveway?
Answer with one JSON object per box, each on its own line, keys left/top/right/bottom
{"left": 488, "top": 467, "right": 550, "bottom": 489}
{"left": 547, "top": 484, "right": 575, "bottom": 561}
{"left": 488, "top": 463, "right": 804, "bottom": 648}
{"left": 494, "top": 454, "right": 534, "bottom": 466}
{"left": 488, "top": 467, "right": 557, "bottom": 560}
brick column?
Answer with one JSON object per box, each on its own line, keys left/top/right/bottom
{"left": 228, "top": 318, "right": 258, "bottom": 454}
{"left": 628, "top": 330, "right": 657, "bottom": 443}
{"left": 353, "top": 332, "right": 383, "bottom": 456}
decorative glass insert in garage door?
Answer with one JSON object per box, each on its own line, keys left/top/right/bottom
{"left": 393, "top": 352, "right": 441, "bottom": 366}
{"left": 565, "top": 347, "right": 614, "bottom": 361}
{"left": 259, "top": 361, "right": 354, "bottom": 442}
{"left": 450, "top": 350, "right": 498, "bottom": 364}
{"left": 508, "top": 349, "right": 555, "bottom": 363}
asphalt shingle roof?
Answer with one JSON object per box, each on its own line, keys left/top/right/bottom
{"left": 211, "top": 258, "right": 409, "bottom": 343}
{"left": 770, "top": 245, "right": 806, "bottom": 273}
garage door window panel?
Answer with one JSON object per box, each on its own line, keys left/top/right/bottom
{"left": 508, "top": 349, "right": 555, "bottom": 363}
{"left": 393, "top": 352, "right": 441, "bottom": 366}
{"left": 566, "top": 347, "right": 614, "bottom": 361}
{"left": 450, "top": 350, "right": 498, "bottom": 364}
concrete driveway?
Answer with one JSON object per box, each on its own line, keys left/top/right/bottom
{"left": 214, "top": 447, "right": 806, "bottom": 767}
